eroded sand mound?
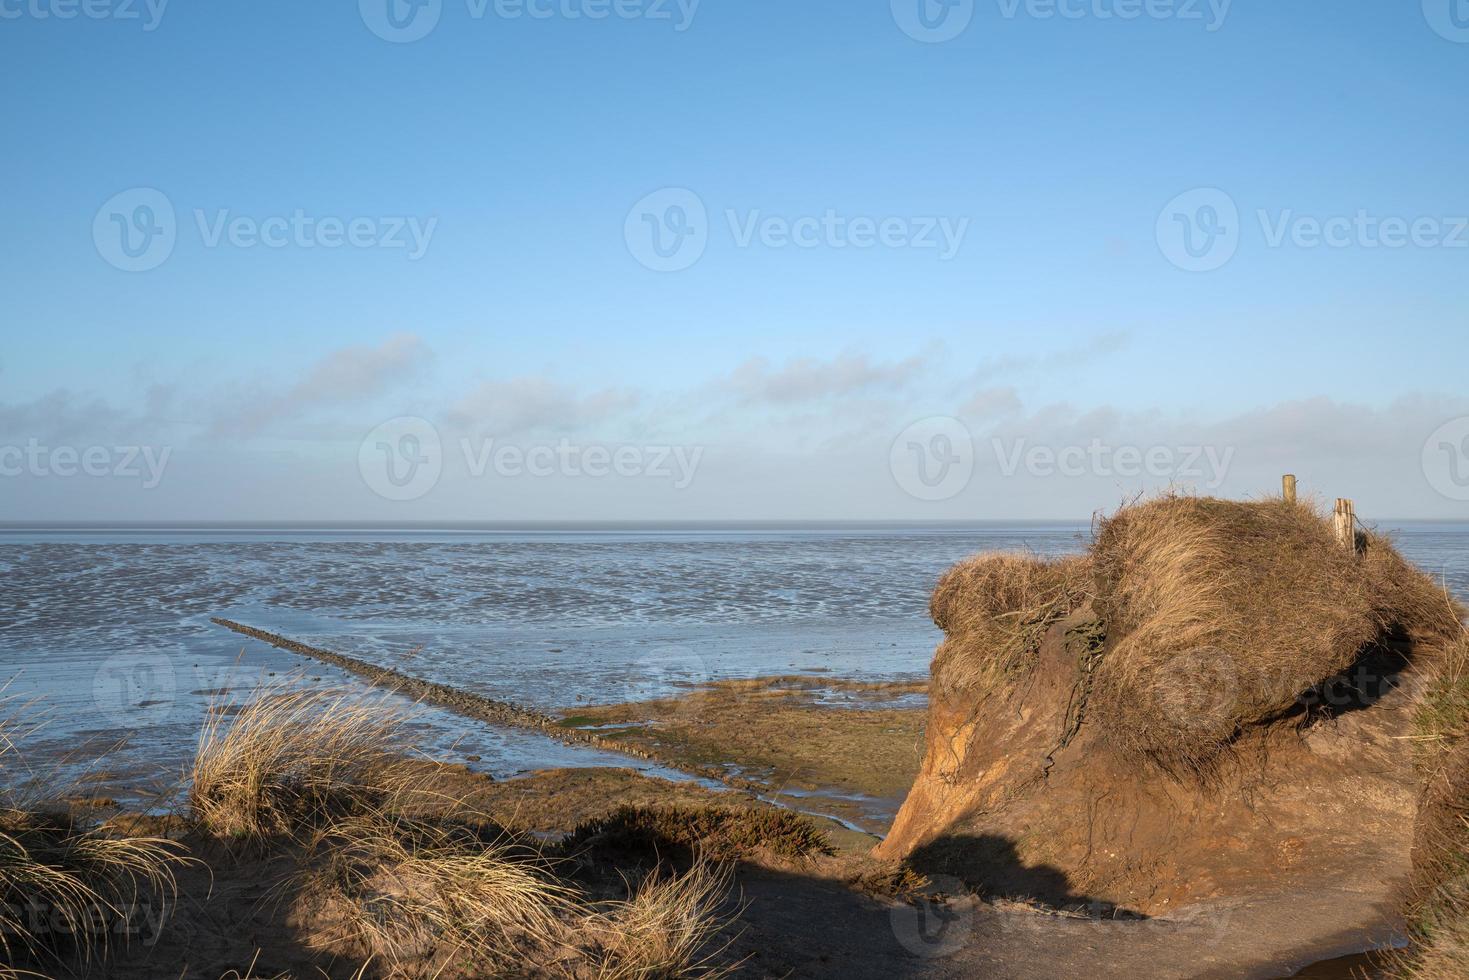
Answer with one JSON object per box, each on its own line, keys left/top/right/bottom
{"left": 880, "top": 495, "right": 1465, "bottom": 919}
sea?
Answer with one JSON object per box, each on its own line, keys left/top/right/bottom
{"left": 2, "top": 521, "right": 1465, "bottom": 804}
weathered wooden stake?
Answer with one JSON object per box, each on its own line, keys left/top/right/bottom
{"left": 1333, "top": 497, "right": 1356, "bottom": 552}
{"left": 1282, "top": 474, "right": 1297, "bottom": 504}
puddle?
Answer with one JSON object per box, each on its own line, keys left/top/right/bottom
{"left": 1285, "top": 948, "right": 1393, "bottom": 978}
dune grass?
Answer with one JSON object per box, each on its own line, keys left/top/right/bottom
{"left": 586, "top": 861, "right": 737, "bottom": 980}
{"left": 189, "top": 681, "right": 417, "bottom": 842}
{"left": 1392, "top": 630, "right": 1469, "bottom": 979}
{"left": 928, "top": 552, "right": 1093, "bottom": 701}
{"left": 300, "top": 807, "right": 738, "bottom": 979}
{"left": 186, "top": 680, "right": 739, "bottom": 979}
{"left": 0, "top": 698, "right": 188, "bottom": 976}
{"left": 302, "top": 810, "right": 577, "bottom": 975}
{"left": 925, "top": 494, "right": 1463, "bottom": 774}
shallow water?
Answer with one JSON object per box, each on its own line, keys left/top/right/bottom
{"left": 1285, "top": 947, "right": 1391, "bottom": 978}
{"left": 1, "top": 521, "right": 1465, "bottom": 801}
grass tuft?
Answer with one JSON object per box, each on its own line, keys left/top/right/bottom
{"left": 189, "top": 680, "right": 416, "bottom": 842}
{"left": 0, "top": 697, "right": 189, "bottom": 974}
{"left": 928, "top": 552, "right": 1092, "bottom": 700}
{"left": 561, "top": 804, "right": 833, "bottom": 865}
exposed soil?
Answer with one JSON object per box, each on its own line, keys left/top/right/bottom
{"left": 879, "top": 612, "right": 1425, "bottom": 923}
{"left": 555, "top": 677, "right": 928, "bottom": 833}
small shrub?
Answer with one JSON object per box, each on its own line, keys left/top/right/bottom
{"left": 561, "top": 804, "right": 833, "bottom": 864}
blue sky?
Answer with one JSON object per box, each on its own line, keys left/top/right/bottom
{"left": 2, "top": 0, "right": 1468, "bottom": 520}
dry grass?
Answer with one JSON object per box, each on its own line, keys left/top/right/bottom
{"left": 1415, "top": 633, "right": 1469, "bottom": 750}
{"left": 1084, "top": 494, "right": 1463, "bottom": 771}
{"left": 1392, "top": 630, "right": 1469, "bottom": 978}
{"left": 302, "top": 808, "right": 737, "bottom": 979}
{"left": 304, "top": 811, "right": 576, "bottom": 976}
{"left": 0, "top": 698, "right": 188, "bottom": 975}
{"left": 1395, "top": 738, "right": 1469, "bottom": 978}
{"left": 928, "top": 552, "right": 1092, "bottom": 700}
{"left": 585, "top": 861, "right": 737, "bottom": 980}
{"left": 189, "top": 680, "right": 416, "bottom": 842}
{"left": 188, "top": 681, "right": 739, "bottom": 979}
{"left": 924, "top": 493, "right": 1464, "bottom": 773}
{"left": 560, "top": 804, "right": 833, "bottom": 865}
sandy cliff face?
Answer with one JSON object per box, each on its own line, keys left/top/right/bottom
{"left": 878, "top": 497, "right": 1464, "bottom": 917}
{"left": 879, "top": 611, "right": 1426, "bottom": 914}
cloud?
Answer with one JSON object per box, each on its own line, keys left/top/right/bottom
{"left": 446, "top": 377, "right": 639, "bottom": 436}
{"left": 0, "top": 385, "right": 180, "bottom": 443}
{"left": 210, "top": 333, "right": 430, "bottom": 437}
{"left": 959, "top": 386, "right": 1023, "bottom": 420}
{"left": 969, "top": 330, "right": 1130, "bottom": 384}
{"left": 719, "top": 352, "right": 927, "bottom": 406}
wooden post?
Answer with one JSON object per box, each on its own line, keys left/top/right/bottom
{"left": 1333, "top": 498, "right": 1356, "bottom": 552}
{"left": 1282, "top": 474, "right": 1297, "bottom": 504}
